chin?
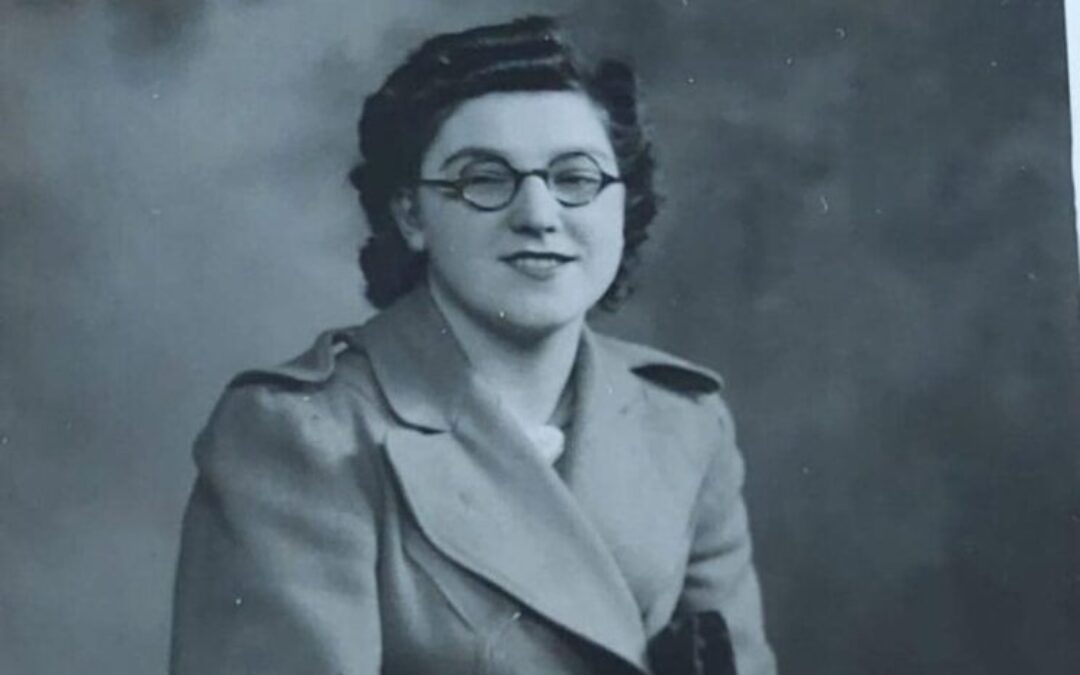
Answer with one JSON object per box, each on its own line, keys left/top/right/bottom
{"left": 483, "top": 298, "right": 590, "bottom": 339}
{"left": 433, "top": 272, "right": 604, "bottom": 341}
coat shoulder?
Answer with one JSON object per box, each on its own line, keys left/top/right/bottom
{"left": 199, "top": 325, "right": 384, "bottom": 455}
{"left": 593, "top": 332, "right": 725, "bottom": 398}
{"left": 225, "top": 326, "right": 367, "bottom": 390}
{"left": 195, "top": 325, "right": 388, "bottom": 479}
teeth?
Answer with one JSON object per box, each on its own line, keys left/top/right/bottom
{"left": 509, "top": 257, "right": 563, "bottom": 270}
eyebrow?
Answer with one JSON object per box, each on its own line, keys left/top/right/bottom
{"left": 438, "top": 145, "right": 617, "bottom": 171}
{"left": 439, "top": 147, "right": 503, "bottom": 170}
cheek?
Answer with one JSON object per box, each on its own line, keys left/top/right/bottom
{"left": 417, "top": 202, "right": 485, "bottom": 258}
{"left": 604, "top": 230, "right": 625, "bottom": 281}
{"left": 588, "top": 208, "right": 626, "bottom": 273}
{"left": 421, "top": 216, "right": 502, "bottom": 287}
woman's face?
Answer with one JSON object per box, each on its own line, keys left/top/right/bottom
{"left": 399, "top": 90, "right": 625, "bottom": 338}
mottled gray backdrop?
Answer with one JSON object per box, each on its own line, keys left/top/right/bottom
{"left": 2, "top": 1, "right": 1079, "bottom": 673}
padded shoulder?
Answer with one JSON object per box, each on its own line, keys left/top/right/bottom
{"left": 597, "top": 333, "right": 724, "bottom": 396}
{"left": 227, "top": 327, "right": 363, "bottom": 389}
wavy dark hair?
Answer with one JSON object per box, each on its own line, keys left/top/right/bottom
{"left": 349, "top": 15, "right": 659, "bottom": 310}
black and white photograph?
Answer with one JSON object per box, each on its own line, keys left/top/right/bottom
{"left": 2, "top": 1, "right": 1079, "bottom": 674}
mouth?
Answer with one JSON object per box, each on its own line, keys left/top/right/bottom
{"left": 500, "top": 251, "right": 578, "bottom": 276}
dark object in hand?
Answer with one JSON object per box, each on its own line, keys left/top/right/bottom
{"left": 648, "top": 611, "right": 737, "bottom": 675}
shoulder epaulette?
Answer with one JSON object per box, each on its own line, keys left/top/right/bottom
{"left": 227, "top": 327, "right": 358, "bottom": 389}
{"left": 631, "top": 362, "right": 722, "bottom": 396}
{"left": 596, "top": 332, "right": 724, "bottom": 396}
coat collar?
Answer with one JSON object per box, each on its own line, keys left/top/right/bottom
{"left": 351, "top": 286, "right": 652, "bottom": 672}
{"left": 348, "top": 286, "right": 466, "bottom": 432}
{"left": 353, "top": 285, "right": 644, "bottom": 433}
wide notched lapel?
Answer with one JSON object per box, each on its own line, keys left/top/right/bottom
{"left": 357, "top": 288, "right": 651, "bottom": 673}
{"left": 559, "top": 330, "right": 718, "bottom": 634}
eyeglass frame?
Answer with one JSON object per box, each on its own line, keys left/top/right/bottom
{"left": 414, "top": 153, "right": 624, "bottom": 212}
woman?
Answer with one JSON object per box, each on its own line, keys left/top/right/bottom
{"left": 170, "top": 16, "right": 776, "bottom": 675}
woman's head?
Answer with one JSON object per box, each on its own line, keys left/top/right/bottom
{"left": 350, "top": 15, "right": 659, "bottom": 318}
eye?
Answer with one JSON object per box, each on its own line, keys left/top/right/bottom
{"left": 461, "top": 174, "right": 509, "bottom": 189}
{"left": 552, "top": 169, "right": 602, "bottom": 188}
{"left": 550, "top": 157, "right": 603, "bottom": 191}
{"left": 458, "top": 160, "right": 513, "bottom": 184}
{"left": 549, "top": 154, "right": 606, "bottom": 184}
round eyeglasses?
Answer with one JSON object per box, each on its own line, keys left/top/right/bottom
{"left": 417, "top": 153, "right": 623, "bottom": 211}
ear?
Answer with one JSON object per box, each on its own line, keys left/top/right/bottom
{"left": 390, "top": 188, "right": 426, "bottom": 253}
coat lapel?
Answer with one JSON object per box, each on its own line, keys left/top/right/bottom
{"left": 355, "top": 287, "right": 650, "bottom": 672}
{"left": 560, "top": 330, "right": 718, "bottom": 636}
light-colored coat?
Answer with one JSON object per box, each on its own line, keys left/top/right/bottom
{"left": 170, "top": 287, "right": 776, "bottom": 674}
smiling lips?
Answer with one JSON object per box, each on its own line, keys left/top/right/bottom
{"left": 500, "top": 251, "right": 577, "bottom": 279}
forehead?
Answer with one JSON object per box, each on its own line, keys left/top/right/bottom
{"left": 422, "top": 91, "right": 614, "bottom": 168}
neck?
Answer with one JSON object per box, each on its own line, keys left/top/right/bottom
{"left": 428, "top": 281, "right": 582, "bottom": 427}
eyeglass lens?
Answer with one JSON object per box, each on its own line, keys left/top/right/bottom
{"left": 458, "top": 155, "right": 607, "bottom": 209}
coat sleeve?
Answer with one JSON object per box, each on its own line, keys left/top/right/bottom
{"left": 169, "top": 382, "right": 382, "bottom": 675}
{"left": 677, "top": 395, "right": 777, "bottom": 675}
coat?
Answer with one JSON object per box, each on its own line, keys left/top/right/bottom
{"left": 170, "top": 286, "right": 776, "bottom": 675}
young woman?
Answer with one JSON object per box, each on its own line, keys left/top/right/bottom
{"left": 171, "top": 16, "right": 776, "bottom": 675}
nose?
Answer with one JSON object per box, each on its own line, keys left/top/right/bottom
{"left": 507, "top": 174, "right": 561, "bottom": 234}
